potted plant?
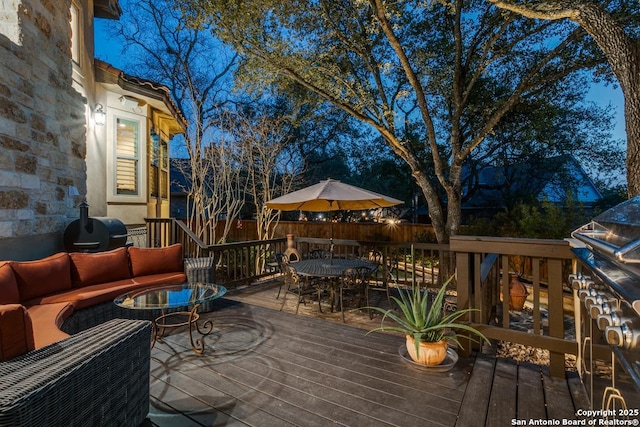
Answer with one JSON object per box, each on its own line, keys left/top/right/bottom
{"left": 366, "top": 275, "right": 490, "bottom": 366}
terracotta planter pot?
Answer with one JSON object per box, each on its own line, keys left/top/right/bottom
{"left": 405, "top": 336, "right": 448, "bottom": 366}
{"left": 508, "top": 274, "right": 529, "bottom": 311}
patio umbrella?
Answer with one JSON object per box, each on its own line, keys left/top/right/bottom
{"left": 265, "top": 179, "right": 403, "bottom": 212}
{"left": 265, "top": 179, "right": 403, "bottom": 258}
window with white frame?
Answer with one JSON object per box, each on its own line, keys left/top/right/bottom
{"left": 116, "top": 118, "right": 139, "bottom": 196}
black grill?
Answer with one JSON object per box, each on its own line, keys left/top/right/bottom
{"left": 570, "top": 196, "right": 640, "bottom": 413}
{"left": 63, "top": 202, "right": 128, "bottom": 253}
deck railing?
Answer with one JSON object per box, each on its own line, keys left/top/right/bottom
{"left": 144, "top": 218, "right": 580, "bottom": 377}
{"left": 451, "top": 235, "right": 577, "bottom": 377}
{"left": 144, "top": 218, "right": 287, "bottom": 287}
{"left": 294, "top": 236, "right": 450, "bottom": 288}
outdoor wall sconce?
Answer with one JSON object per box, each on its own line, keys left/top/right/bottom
{"left": 94, "top": 103, "right": 106, "bottom": 126}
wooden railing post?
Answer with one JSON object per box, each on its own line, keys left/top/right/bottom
{"left": 456, "top": 250, "right": 472, "bottom": 357}
{"left": 547, "top": 258, "right": 566, "bottom": 377}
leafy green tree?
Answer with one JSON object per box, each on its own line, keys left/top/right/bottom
{"left": 464, "top": 197, "right": 592, "bottom": 239}
{"left": 487, "top": 0, "right": 640, "bottom": 197}
{"left": 463, "top": 91, "right": 624, "bottom": 208}
{"left": 178, "top": 0, "right": 611, "bottom": 244}
{"left": 351, "top": 142, "right": 417, "bottom": 207}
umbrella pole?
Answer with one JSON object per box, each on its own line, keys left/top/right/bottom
{"left": 329, "top": 201, "right": 334, "bottom": 264}
{"left": 329, "top": 224, "right": 334, "bottom": 264}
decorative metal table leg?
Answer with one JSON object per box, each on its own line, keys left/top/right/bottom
{"left": 188, "top": 304, "right": 214, "bottom": 355}
{"left": 151, "top": 308, "right": 167, "bottom": 348}
{"left": 150, "top": 318, "right": 158, "bottom": 349}
{"left": 156, "top": 309, "right": 167, "bottom": 339}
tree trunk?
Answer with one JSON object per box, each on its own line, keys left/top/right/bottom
{"left": 414, "top": 171, "right": 448, "bottom": 244}
{"left": 625, "top": 90, "right": 640, "bottom": 196}
{"left": 573, "top": 3, "right": 640, "bottom": 197}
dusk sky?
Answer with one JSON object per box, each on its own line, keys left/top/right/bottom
{"left": 94, "top": 13, "right": 628, "bottom": 185}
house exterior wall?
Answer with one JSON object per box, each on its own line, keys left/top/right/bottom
{"left": 147, "top": 110, "right": 178, "bottom": 221}
{"left": 97, "top": 88, "right": 181, "bottom": 226}
{"left": 0, "top": 0, "right": 184, "bottom": 259}
{"left": 0, "top": 0, "right": 88, "bottom": 260}
{"left": 86, "top": 83, "right": 108, "bottom": 218}
{"left": 103, "top": 91, "right": 149, "bottom": 224}
{"left": 539, "top": 160, "right": 602, "bottom": 204}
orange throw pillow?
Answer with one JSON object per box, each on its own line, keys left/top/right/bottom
{"left": 12, "top": 253, "right": 72, "bottom": 302}
{"left": 0, "top": 262, "right": 20, "bottom": 304}
{"left": 70, "top": 247, "right": 131, "bottom": 287}
{"left": 128, "top": 244, "right": 184, "bottom": 277}
{"left": 0, "top": 304, "right": 35, "bottom": 361}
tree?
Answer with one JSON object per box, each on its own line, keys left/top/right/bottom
{"left": 217, "top": 106, "right": 302, "bottom": 242}
{"left": 179, "top": 0, "right": 608, "bottom": 244}
{"left": 462, "top": 91, "right": 624, "bottom": 208}
{"left": 111, "top": 0, "right": 245, "bottom": 247}
{"left": 486, "top": 0, "right": 640, "bottom": 197}
{"left": 351, "top": 141, "right": 418, "bottom": 208}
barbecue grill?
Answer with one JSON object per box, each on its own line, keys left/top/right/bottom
{"left": 63, "top": 202, "right": 128, "bottom": 252}
{"left": 570, "top": 196, "right": 640, "bottom": 413}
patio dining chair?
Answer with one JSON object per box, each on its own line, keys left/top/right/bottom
{"left": 279, "top": 264, "right": 326, "bottom": 315}
{"left": 338, "top": 267, "right": 370, "bottom": 322}
{"left": 274, "top": 253, "right": 289, "bottom": 299}
{"left": 366, "top": 250, "right": 393, "bottom": 318}
{"left": 308, "top": 249, "right": 330, "bottom": 259}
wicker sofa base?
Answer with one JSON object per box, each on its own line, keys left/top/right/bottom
{"left": 60, "top": 300, "right": 156, "bottom": 335}
{"left": 0, "top": 318, "right": 152, "bottom": 427}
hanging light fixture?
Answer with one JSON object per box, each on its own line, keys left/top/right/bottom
{"left": 94, "top": 103, "right": 106, "bottom": 126}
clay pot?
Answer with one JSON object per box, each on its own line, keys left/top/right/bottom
{"left": 405, "top": 336, "right": 448, "bottom": 366}
{"left": 509, "top": 274, "right": 529, "bottom": 311}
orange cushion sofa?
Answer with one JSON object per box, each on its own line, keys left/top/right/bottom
{"left": 0, "top": 243, "right": 187, "bottom": 356}
{"left": 0, "top": 243, "right": 187, "bottom": 426}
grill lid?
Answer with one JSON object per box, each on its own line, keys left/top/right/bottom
{"left": 572, "top": 196, "right": 640, "bottom": 264}
{"left": 572, "top": 195, "right": 640, "bottom": 315}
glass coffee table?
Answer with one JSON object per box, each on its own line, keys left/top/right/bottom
{"left": 114, "top": 282, "right": 227, "bottom": 355}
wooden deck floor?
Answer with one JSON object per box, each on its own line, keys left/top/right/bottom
{"left": 143, "top": 281, "right": 590, "bottom": 427}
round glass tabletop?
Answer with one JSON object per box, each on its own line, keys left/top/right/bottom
{"left": 114, "top": 282, "right": 227, "bottom": 310}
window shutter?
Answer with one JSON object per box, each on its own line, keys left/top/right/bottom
{"left": 116, "top": 119, "right": 138, "bottom": 195}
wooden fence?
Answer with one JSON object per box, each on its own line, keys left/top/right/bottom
{"left": 217, "top": 220, "right": 437, "bottom": 243}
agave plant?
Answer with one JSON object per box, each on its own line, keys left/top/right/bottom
{"left": 366, "top": 275, "right": 490, "bottom": 352}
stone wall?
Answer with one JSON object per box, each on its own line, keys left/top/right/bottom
{"left": 0, "top": 0, "right": 86, "bottom": 259}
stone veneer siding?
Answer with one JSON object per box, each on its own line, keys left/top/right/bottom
{"left": 0, "top": 0, "right": 86, "bottom": 259}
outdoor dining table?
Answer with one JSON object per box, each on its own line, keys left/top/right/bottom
{"left": 292, "top": 257, "right": 376, "bottom": 278}
{"left": 291, "top": 258, "right": 377, "bottom": 313}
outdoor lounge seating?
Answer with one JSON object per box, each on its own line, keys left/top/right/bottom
{"left": 0, "top": 243, "right": 186, "bottom": 342}
{"left": 0, "top": 243, "right": 188, "bottom": 425}
{"left": 274, "top": 253, "right": 289, "bottom": 299}
{"left": 0, "top": 318, "right": 151, "bottom": 426}
{"left": 307, "top": 248, "right": 330, "bottom": 259}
